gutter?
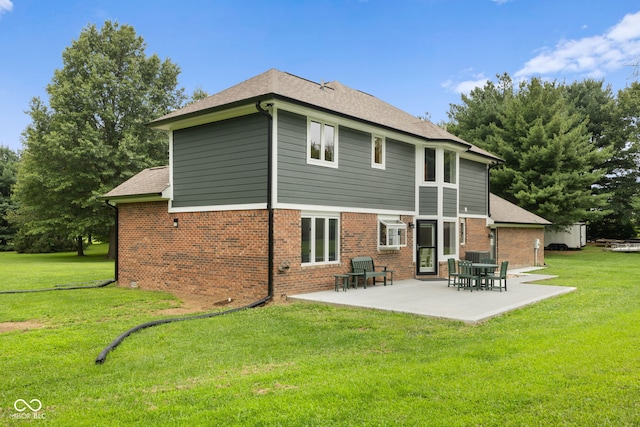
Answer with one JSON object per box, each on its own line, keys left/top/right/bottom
{"left": 255, "top": 101, "right": 275, "bottom": 300}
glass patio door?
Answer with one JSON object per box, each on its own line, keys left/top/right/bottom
{"left": 417, "top": 220, "right": 437, "bottom": 274}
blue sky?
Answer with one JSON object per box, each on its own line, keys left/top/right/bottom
{"left": 1, "top": 0, "right": 640, "bottom": 152}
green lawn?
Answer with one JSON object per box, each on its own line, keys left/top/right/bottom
{"left": 0, "top": 245, "right": 638, "bottom": 426}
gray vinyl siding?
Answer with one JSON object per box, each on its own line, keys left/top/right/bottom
{"left": 459, "top": 158, "right": 487, "bottom": 215}
{"left": 277, "top": 111, "right": 414, "bottom": 210}
{"left": 419, "top": 187, "right": 438, "bottom": 215}
{"left": 443, "top": 187, "right": 457, "bottom": 217}
{"left": 172, "top": 114, "right": 268, "bottom": 207}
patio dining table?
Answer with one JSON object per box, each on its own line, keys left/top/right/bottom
{"left": 471, "top": 262, "right": 499, "bottom": 289}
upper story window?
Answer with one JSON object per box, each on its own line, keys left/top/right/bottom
{"left": 372, "top": 135, "right": 385, "bottom": 169}
{"left": 444, "top": 150, "right": 457, "bottom": 184}
{"left": 424, "top": 148, "right": 436, "bottom": 182}
{"left": 308, "top": 119, "right": 337, "bottom": 167}
{"left": 424, "top": 147, "right": 457, "bottom": 184}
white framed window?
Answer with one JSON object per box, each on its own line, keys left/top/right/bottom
{"left": 308, "top": 119, "right": 338, "bottom": 167}
{"left": 443, "top": 221, "right": 457, "bottom": 255}
{"left": 301, "top": 213, "right": 339, "bottom": 264}
{"left": 378, "top": 216, "right": 407, "bottom": 250}
{"left": 444, "top": 149, "right": 457, "bottom": 184}
{"left": 424, "top": 147, "right": 436, "bottom": 182}
{"left": 460, "top": 218, "right": 467, "bottom": 246}
{"left": 372, "top": 135, "right": 385, "bottom": 169}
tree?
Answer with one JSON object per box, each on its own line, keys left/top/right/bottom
{"left": 0, "top": 145, "right": 19, "bottom": 251}
{"left": 448, "top": 75, "right": 610, "bottom": 228}
{"left": 14, "top": 21, "right": 185, "bottom": 256}
{"left": 565, "top": 80, "right": 640, "bottom": 239}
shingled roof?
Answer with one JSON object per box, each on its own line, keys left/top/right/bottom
{"left": 490, "top": 194, "right": 551, "bottom": 226}
{"left": 102, "top": 166, "right": 169, "bottom": 202}
{"left": 150, "top": 69, "right": 500, "bottom": 161}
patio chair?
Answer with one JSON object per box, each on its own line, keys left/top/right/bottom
{"left": 486, "top": 261, "right": 509, "bottom": 292}
{"left": 457, "top": 260, "right": 479, "bottom": 292}
{"left": 447, "top": 258, "right": 460, "bottom": 287}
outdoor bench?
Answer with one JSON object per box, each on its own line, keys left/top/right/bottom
{"left": 350, "top": 256, "right": 393, "bottom": 289}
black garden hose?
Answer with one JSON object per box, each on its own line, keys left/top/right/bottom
{"left": 0, "top": 279, "right": 116, "bottom": 294}
{"left": 94, "top": 295, "right": 271, "bottom": 365}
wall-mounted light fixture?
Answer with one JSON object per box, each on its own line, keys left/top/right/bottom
{"left": 408, "top": 222, "right": 415, "bottom": 229}
{"left": 173, "top": 218, "right": 179, "bottom": 228}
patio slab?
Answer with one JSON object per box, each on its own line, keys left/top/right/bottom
{"left": 288, "top": 269, "right": 575, "bottom": 324}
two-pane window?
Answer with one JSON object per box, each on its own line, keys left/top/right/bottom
{"left": 301, "top": 214, "right": 339, "bottom": 264}
{"left": 308, "top": 120, "right": 336, "bottom": 166}
{"left": 424, "top": 148, "right": 457, "bottom": 183}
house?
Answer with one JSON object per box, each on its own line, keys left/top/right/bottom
{"left": 103, "top": 69, "right": 507, "bottom": 302}
{"left": 486, "top": 193, "right": 551, "bottom": 268}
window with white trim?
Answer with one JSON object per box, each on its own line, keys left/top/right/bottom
{"left": 372, "top": 135, "right": 385, "bottom": 169}
{"left": 378, "top": 216, "right": 407, "bottom": 250}
{"left": 308, "top": 119, "right": 337, "bottom": 167}
{"left": 424, "top": 147, "right": 436, "bottom": 182}
{"left": 301, "top": 213, "right": 339, "bottom": 264}
{"left": 444, "top": 221, "right": 456, "bottom": 255}
{"left": 444, "top": 149, "right": 457, "bottom": 184}
{"left": 460, "top": 218, "right": 467, "bottom": 246}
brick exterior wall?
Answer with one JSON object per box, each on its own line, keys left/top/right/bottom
{"left": 117, "top": 202, "right": 269, "bottom": 303}
{"left": 117, "top": 203, "right": 416, "bottom": 302}
{"left": 495, "top": 227, "right": 545, "bottom": 268}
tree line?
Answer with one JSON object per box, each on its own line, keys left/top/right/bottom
{"left": 446, "top": 73, "right": 640, "bottom": 240}
{"left": 0, "top": 21, "right": 638, "bottom": 255}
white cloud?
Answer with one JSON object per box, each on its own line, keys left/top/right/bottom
{"left": 0, "top": 0, "right": 13, "bottom": 15}
{"left": 443, "top": 75, "right": 489, "bottom": 95}
{"left": 515, "top": 10, "right": 640, "bottom": 79}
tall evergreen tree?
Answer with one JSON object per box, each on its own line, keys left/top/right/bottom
{"left": 14, "top": 21, "right": 185, "bottom": 255}
{"left": 448, "top": 75, "right": 610, "bottom": 228}
{"left": 565, "top": 80, "right": 639, "bottom": 238}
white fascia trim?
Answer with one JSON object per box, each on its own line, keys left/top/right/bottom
{"left": 153, "top": 104, "right": 264, "bottom": 131}
{"left": 168, "top": 132, "right": 175, "bottom": 201}
{"left": 168, "top": 203, "right": 267, "bottom": 213}
{"left": 276, "top": 202, "right": 415, "bottom": 217}
{"left": 460, "top": 213, "right": 489, "bottom": 220}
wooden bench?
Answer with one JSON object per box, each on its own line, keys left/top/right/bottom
{"left": 350, "top": 256, "right": 394, "bottom": 289}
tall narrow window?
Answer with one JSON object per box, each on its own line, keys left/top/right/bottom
{"left": 301, "top": 213, "right": 340, "bottom": 264}
{"left": 372, "top": 135, "right": 385, "bottom": 169}
{"left": 308, "top": 119, "right": 337, "bottom": 166}
{"left": 444, "top": 150, "right": 457, "bottom": 184}
{"left": 424, "top": 148, "right": 436, "bottom": 182}
{"left": 443, "top": 221, "right": 456, "bottom": 255}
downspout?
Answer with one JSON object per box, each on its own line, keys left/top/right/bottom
{"left": 105, "top": 200, "right": 119, "bottom": 282}
{"left": 256, "top": 101, "right": 274, "bottom": 299}
{"left": 487, "top": 161, "right": 501, "bottom": 261}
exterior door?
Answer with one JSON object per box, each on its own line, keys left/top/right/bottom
{"left": 417, "top": 220, "right": 437, "bottom": 275}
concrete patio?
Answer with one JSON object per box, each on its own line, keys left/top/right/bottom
{"left": 288, "top": 268, "right": 576, "bottom": 324}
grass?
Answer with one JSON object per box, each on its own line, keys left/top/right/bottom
{"left": 0, "top": 245, "right": 639, "bottom": 426}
